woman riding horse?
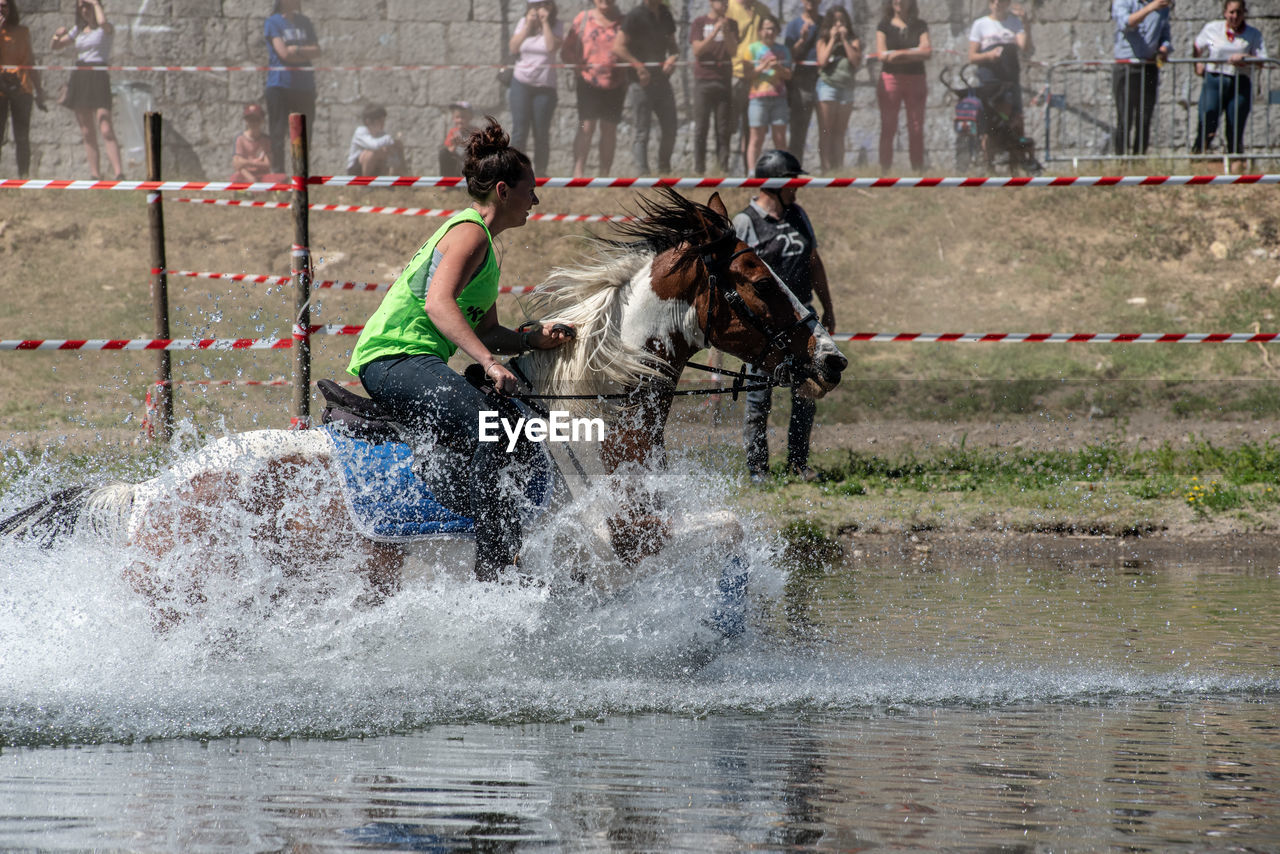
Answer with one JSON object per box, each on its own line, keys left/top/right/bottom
{"left": 347, "top": 119, "right": 574, "bottom": 583}
{"left": 1, "top": 187, "right": 847, "bottom": 630}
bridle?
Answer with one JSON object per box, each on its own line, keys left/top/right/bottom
{"left": 697, "top": 227, "right": 820, "bottom": 385}
{"left": 496, "top": 224, "right": 821, "bottom": 405}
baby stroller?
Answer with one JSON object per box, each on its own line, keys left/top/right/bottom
{"left": 940, "top": 64, "right": 1042, "bottom": 176}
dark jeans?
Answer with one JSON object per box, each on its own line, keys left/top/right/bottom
{"left": 508, "top": 77, "right": 558, "bottom": 176}
{"left": 732, "top": 76, "right": 750, "bottom": 173}
{"left": 692, "top": 77, "right": 732, "bottom": 172}
{"left": 360, "top": 354, "right": 540, "bottom": 579}
{"left": 788, "top": 75, "right": 818, "bottom": 160}
{"left": 630, "top": 76, "right": 676, "bottom": 174}
{"left": 0, "top": 92, "right": 34, "bottom": 177}
{"left": 1111, "top": 63, "right": 1160, "bottom": 156}
{"left": 1195, "top": 72, "right": 1253, "bottom": 155}
{"left": 265, "top": 85, "right": 316, "bottom": 173}
{"left": 743, "top": 363, "right": 817, "bottom": 475}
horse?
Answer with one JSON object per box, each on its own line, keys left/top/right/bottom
{"left": 1, "top": 190, "right": 847, "bottom": 637}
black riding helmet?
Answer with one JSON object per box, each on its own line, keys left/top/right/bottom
{"left": 753, "top": 149, "right": 807, "bottom": 179}
{"left": 754, "top": 149, "right": 806, "bottom": 208}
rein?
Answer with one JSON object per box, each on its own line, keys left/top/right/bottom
{"left": 502, "top": 358, "right": 780, "bottom": 403}
{"left": 700, "top": 236, "right": 820, "bottom": 378}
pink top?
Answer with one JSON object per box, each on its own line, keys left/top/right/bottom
{"left": 571, "top": 9, "right": 623, "bottom": 89}
{"left": 513, "top": 16, "right": 564, "bottom": 88}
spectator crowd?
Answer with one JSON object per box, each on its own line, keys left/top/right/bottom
{"left": 0, "top": 0, "right": 1273, "bottom": 179}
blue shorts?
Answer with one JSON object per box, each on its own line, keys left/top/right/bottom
{"left": 815, "top": 79, "right": 854, "bottom": 104}
{"left": 748, "top": 95, "right": 789, "bottom": 128}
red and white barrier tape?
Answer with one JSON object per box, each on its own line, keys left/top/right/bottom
{"left": 319, "top": 174, "right": 1280, "bottom": 190}
{"left": 8, "top": 330, "right": 1280, "bottom": 351}
{"left": 0, "top": 178, "right": 295, "bottom": 191}
{"left": 164, "top": 269, "right": 537, "bottom": 294}
{"left": 5, "top": 174, "right": 1279, "bottom": 192}
{"left": 170, "top": 196, "right": 637, "bottom": 222}
{"left": 0, "top": 326, "right": 363, "bottom": 351}
{"left": 1, "top": 62, "right": 527, "bottom": 72}
{"left": 832, "top": 332, "right": 1280, "bottom": 343}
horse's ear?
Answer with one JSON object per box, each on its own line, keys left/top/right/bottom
{"left": 707, "top": 192, "right": 728, "bottom": 219}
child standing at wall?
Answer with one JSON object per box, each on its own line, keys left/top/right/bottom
{"left": 744, "top": 15, "right": 792, "bottom": 172}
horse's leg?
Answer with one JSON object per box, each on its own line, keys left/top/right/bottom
{"left": 600, "top": 427, "right": 672, "bottom": 563}
{"left": 126, "top": 471, "right": 236, "bottom": 628}
{"left": 599, "top": 396, "right": 675, "bottom": 563}
{"left": 669, "top": 510, "right": 750, "bottom": 639}
{"left": 272, "top": 476, "right": 405, "bottom": 601}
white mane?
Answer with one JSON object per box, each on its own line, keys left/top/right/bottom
{"left": 513, "top": 246, "right": 669, "bottom": 416}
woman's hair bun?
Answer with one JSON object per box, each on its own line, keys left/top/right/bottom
{"left": 465, "top": 118, "right": 510, "bottom": 162}
{"left": 462, "top": 116, "right": 531, "bottom": 202}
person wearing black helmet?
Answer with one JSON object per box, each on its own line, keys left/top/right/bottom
{"left": 733, "top": 148, "right": 836, "bottom": 484}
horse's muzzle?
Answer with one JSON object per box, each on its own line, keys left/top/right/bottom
{"left": 819, "top": 351, "right": 847, "bottom": 385}
{"left": 791, "top": 350, "right": 847, "bottom": 399}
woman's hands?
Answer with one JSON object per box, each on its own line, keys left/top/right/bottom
{"left": 483, "top": 361, "right": 520, "bottom": 395}
{"left": 477, "top": 322, "right": 575, "bottom": 395}
{"left": 524, "top": 322, "right": 576, "bottom": 350}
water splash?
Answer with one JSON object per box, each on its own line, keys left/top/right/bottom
{"left": 1, "top": 444, "right": 1275, "bottom": 748}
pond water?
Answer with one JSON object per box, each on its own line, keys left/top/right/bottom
{"left": 2, "top": 533, "right": 1277, "bottom": 851}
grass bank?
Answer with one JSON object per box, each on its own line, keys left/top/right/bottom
{"left": 734, "top": 434, "right": 1280, "bottom": 539}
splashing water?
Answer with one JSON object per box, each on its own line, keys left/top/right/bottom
{"left": 0, "top": 442, "right": 785, "bottom": 746}
{"left": 2, "top": 440, "right": 1277, "bottom": 750}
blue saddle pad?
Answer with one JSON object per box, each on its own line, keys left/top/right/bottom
{"left": 324, "top": 426, "right": 553, "bottom": 541}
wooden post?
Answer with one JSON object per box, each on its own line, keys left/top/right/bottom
{"left": 145, "top": 111, "right": 172, "bottom": 442}
{"left": 290, "top": 112, "right": 312, "bottom": 429}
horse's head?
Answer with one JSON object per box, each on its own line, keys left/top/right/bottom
{"left": 632, "top": 190, "right": 847, "bottom": 398}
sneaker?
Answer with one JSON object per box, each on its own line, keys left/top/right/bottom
{"left": 749, "top": 471, "right": 770, "bottom": 487}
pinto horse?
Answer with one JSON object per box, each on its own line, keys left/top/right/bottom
{"left": 1, "top": 190, "right": 846, "bottom": 628}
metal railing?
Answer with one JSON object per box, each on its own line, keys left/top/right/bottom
{"left": 1043, "top": 57, "right": 1280, "bottom": 166}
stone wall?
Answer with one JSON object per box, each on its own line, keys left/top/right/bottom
{"left": 4, "top": 0, "right": 1277, "bottom": 178}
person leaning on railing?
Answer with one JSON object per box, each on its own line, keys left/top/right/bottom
{"left": 50, "top": 0, "right": 122, "bottom": 181}
{"left": 0, "top": 0, "right": 43, "bottom": 178}
{"left": 690, "top": 0, "right": 739, "bottom": 174}
{"left": 968, "top": 0, "right": 1032, "bottom": 167}
{"left": 565, "top": 0, "right": 626, "bottom": 178}
{"left": 262, "top": 0, "right": 320, "bottom": 174}
{"left": 876, "top": 0, "right": 931, "bottom": 174}
{"left": 1191, "top": 0, "right": 1268, "bottom": 168}
{"left": 1111, "top": 0, "right": 1172, "bottom": 157}
{"left": 507, "top": 0, "right": 562, "bottom": 177}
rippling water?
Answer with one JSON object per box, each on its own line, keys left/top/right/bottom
{"left": 2, "top": 458, "right": 1278, "bottom": 850}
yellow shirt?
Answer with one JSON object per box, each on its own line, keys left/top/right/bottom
{"left": 726, "top": 0, "right": 772, "bottom": 79}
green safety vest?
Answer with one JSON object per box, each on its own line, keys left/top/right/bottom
{"left": 347, "top": 207, "right": 500, "bottom": 376}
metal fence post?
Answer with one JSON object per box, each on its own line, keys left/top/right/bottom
{"left": 290, "top": 112, "right": 312, "bottom": 430}
{"left": 145, "top": 111, "right": 172, "bottom": 442}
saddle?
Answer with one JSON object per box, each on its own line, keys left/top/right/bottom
{"left": 316, "top": 379, "right": 403, "bottom": 444}
{"left": 315, "top": 379, "right": 556, "bottom": 540}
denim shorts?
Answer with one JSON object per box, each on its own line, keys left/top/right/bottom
{"left": 815, "top": 79, "right": 854, "bottom": 104}
{"left": 748, "top": 94, "right": 789, "bottom": 127}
